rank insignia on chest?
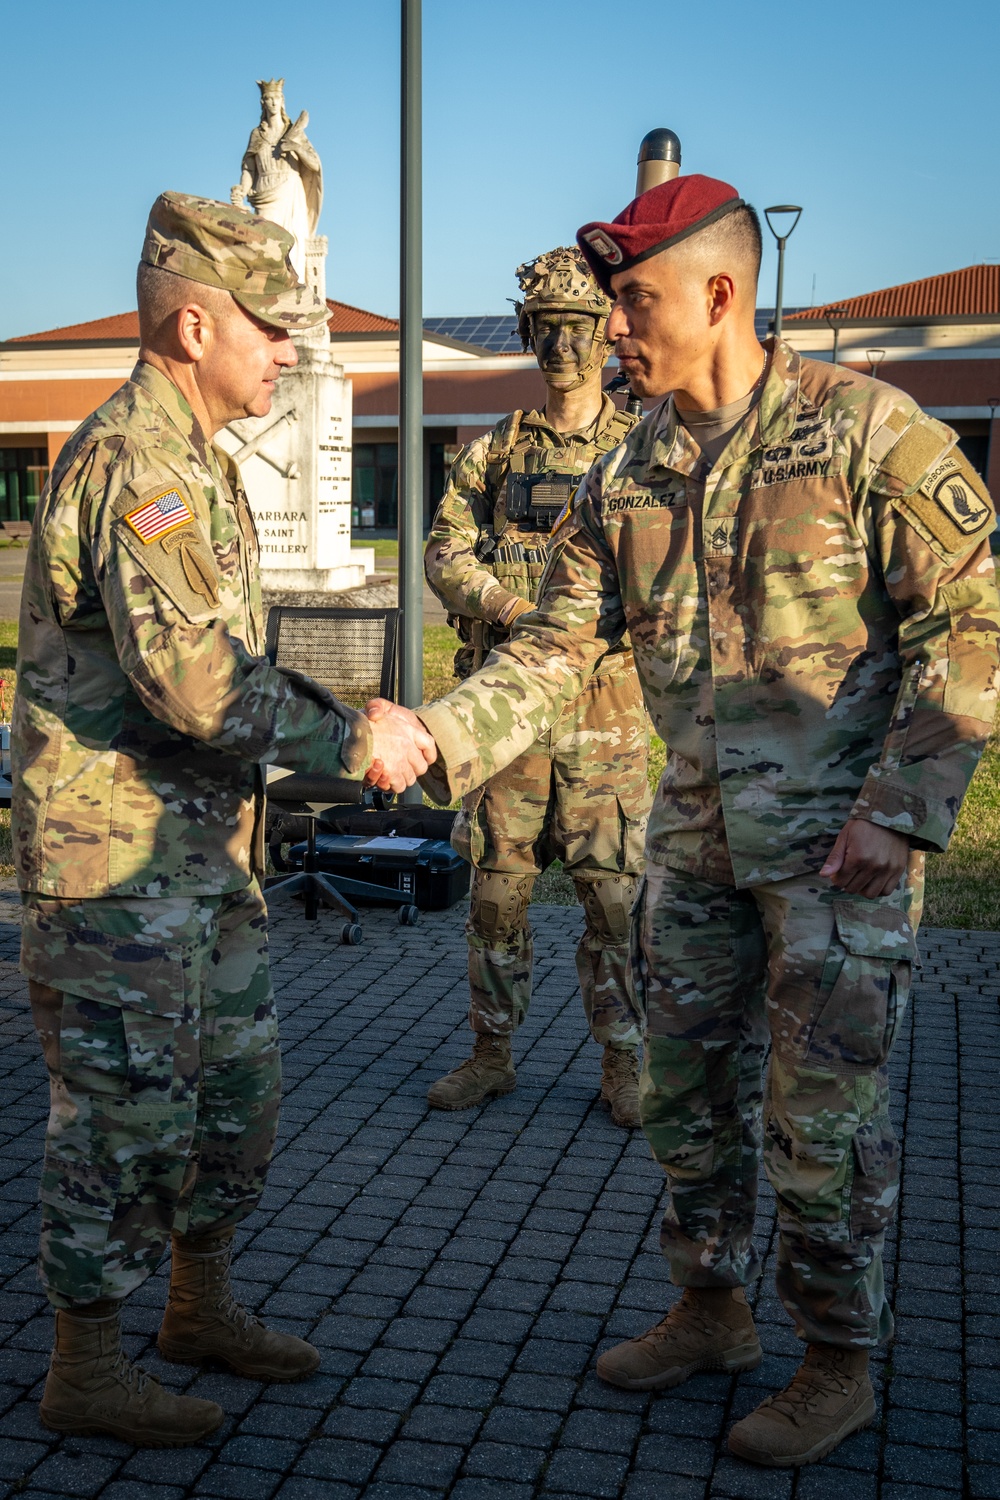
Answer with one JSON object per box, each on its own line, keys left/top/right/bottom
{"left": 708, "top": 520, "right": 736, "bottom": 555}
{"left": 124, "top": 488, "right": 194, "bottom": 543}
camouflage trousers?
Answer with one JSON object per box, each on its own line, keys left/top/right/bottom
{"left": 635, "top": 856, "right": 923, "bottom": 1348}
{"left": 452, "top": 656, "right": 650, "bottom": 1048}
{"left": 21, "top": 880, "right": 279, "bottom": 1310}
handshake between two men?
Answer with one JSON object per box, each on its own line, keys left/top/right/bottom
{"left": 363, "top": 698, "right": 438, "bottom": 793}
{"left": 359, "top": 696, "right": 912, "bottom": 899}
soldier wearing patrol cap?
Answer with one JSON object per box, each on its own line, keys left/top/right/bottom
{"left": 14, "top": 191, "right": 434, "bottom": 1445}
{"left": 423, "top": 246, "right": 651, "bottom": 1125}
{"left": 379, "top": 172, "right": 1000, "bottom": 1465}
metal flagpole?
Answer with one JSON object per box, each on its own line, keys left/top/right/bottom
{"left": 398, "top": 0, "right": 423, "bottom": 802}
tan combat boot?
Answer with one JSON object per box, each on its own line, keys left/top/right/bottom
{"left": 600, "top": 1045, "right": 641, "bottom": 1128}
{"left": 40, "top": 1301, "right": 224, "bottom": 1446}
{"left": 427, "top": 1033, "right": 516, "bottom": 1110}
{"left": 597, "top": 1287, "right": 762, "bottom": 1390}
{"left": 728, "top": 1344, "right": 874, "bottom": 1467}
{"left": 158, "top": 1233, "right": 320, "bottom": 1382}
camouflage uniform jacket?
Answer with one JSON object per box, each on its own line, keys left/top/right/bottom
{"left": 424, "top": 394, "right": 635, "bottom": 677}
{"left": 14, "top": 361, "right": 372, "bottom": 899}
{"left": 418, "top": 340, "right": 1000, "bottom": 887}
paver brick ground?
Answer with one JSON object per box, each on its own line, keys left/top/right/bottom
{"left": 0, "top": 892, "right": 997, "bottom": 1499}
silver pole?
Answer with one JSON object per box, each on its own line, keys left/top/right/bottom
{"left": 399, "top": 0, "right": 423, "bottom": 800}
{"left": 773, "top": 239, "right": 786, "bottom": 340}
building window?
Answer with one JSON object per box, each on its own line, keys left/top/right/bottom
{"left": 0, "top": 448, "right": 48, "bottom": 523}
{"left": 352, "top": 443, "right": 398, "bottom": 529}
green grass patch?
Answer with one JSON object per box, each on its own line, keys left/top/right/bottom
{"left": 922, "top": 734, "right": 1000, "bottom": 929}
{"left": 0, "top": 621, "right": 17, "bottom": 674}
{"left": 365, "top": 539, "right": 399, "bottom": 561}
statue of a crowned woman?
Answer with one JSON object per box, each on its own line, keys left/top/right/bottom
{"left": 231, "top": 79, "right": 322, "bottom": 281}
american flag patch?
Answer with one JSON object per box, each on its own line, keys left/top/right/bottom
{"left": 123, "top": 488, "right": 194, "bottom": 543}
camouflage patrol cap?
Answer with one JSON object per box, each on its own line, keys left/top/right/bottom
{"left": 141, "top": 191, "right": 329, "bottom": 331}
{"left": 514, "top": 246, "right": 611, "bottom": 350}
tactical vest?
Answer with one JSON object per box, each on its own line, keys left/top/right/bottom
{"left": 454, "top": 406, "right": 636, "bottom": 675}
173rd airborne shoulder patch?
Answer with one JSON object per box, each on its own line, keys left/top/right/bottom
{"left": 903, "top": 449, "right": 995, "bottom": 556}
{"left": 878, "top": 416, "right": 995, "bottom": 557}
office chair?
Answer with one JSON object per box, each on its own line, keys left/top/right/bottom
{"left": 264, "top": 606, "right": 418, "bottom": 942}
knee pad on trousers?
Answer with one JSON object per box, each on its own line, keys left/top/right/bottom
{"left": 469, "top": 870, "right": 534, "bottom": 943}
{"left": 573, "top": 875, "right": 637, "bottom": 946}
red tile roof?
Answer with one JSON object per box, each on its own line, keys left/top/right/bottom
{"left": 8, "top": 299, "right": 398, "bottom": 343}
{"left": 325, "top": 299, "right": 398, "bottom": 334}
{"left": 9, "top": 311, "right": 140, "bottom": 342}
{"left": 787, "top": 264, "right": 1000, "bottom": 323}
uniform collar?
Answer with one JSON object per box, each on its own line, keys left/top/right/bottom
{"left": 129, "top": 360, "right": 213, "bottom": 467}
{"left": 645, "top": 337, "right": 803, "bottom": 477}
{"left": 214, "top": 444, "right": 243, "bottom": 498}
{"left": 522, "top": 391, "right": 619, "bottom": 443}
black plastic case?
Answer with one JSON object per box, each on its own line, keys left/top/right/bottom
{"left": 291, "top": 808, "right": 471, "bottom": 912}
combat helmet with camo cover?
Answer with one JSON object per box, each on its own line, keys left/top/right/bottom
{"left": 514, "top": 246, "right": 612, "bottom": 389}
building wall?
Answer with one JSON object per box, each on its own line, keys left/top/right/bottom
{"left": 351, "top": 365, "right": 549, "bottom": 425}
{"left": 3, "top": 336, "right": 998, "bottom": 524}
{"left": 0, "top": 376, "right": 121, "bottom": 433}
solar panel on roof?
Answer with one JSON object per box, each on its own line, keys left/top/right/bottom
{"left": 423, "top": 310, "right": 800, "bottom": 352}
{"left": 423, "top": 315, "right": 522, "bottom": 353}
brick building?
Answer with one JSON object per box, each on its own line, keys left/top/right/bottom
{"left": 783, "top": 264, "right": 1000, "bottom": 495}
{"left": 1, "top": 263, "right": 997, "bottom": 535}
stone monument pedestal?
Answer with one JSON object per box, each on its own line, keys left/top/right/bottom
{"left": 219, "top": 339, "right": 365, "bottom": 594}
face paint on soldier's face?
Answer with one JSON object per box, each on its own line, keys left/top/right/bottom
{"left": 199, "top": 303, "right": 298, "bottom": 430}
{"left": 608, "top": 249, "right": 727, "bottom": 400}
{"left": 532, "top": 312, "right": 598, "bottom": 388}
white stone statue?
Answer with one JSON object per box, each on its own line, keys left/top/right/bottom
{"left": 231, "top": 78, "right": 322, "bottom": 281}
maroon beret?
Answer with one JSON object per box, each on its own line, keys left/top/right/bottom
{"left": 577, "top": 174, "right": 745, "bottom": 293}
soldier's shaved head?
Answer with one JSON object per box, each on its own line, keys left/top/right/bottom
{"left": 136, "top": 263, "right": 233, "bottom": 348}
{"left": 677, "top": 204, "right": 762, "bottom": 290}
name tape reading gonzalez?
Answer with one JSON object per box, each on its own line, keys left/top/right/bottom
{"left": 124, "top": 488, "right": 194, "bottom": 543}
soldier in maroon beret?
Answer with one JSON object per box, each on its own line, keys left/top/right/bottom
{"left": 375, "top": 172, "right": 999, "bottom": 1466}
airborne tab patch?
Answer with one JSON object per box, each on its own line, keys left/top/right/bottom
{"left": 124, "top": 488, "right": 194, "bottom": 544}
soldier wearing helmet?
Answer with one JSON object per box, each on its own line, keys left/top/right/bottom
{"left": 423, "top": 246, "right": 651, "bottom": 1125}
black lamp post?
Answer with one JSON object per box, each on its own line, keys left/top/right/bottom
{"left": 824, "top": 306, "right": 847, "bottom": 367}
{"left": 764, "top": 205, "right": 803, "bottom": 339}
{"left": 987, "top": 398, "right": 999, "bottom": 502}
{"left": 867, "top": 348, "right": 886, "bottom": 378}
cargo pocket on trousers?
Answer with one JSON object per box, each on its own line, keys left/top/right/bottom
{"left": 39, "top": 1153, "right": 122, "bottom": 1302}
{"left": 21, "top": 908, "right": 187, "bottom": 1097}
{"left": 850, "top": 1117, "right": 902, "bottom": 1238}
{"left": 616, "top": 795, "right": 649, "bottom": 875}
{"left": 451, "top": 786, "right": 487, "bottom": 867}
{"left": 806, "top": 899, "right": 917, "bottom": 1073}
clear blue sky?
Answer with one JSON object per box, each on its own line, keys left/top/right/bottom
{"left": 3, "top": 0, "right": 998, "bottom": 338}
